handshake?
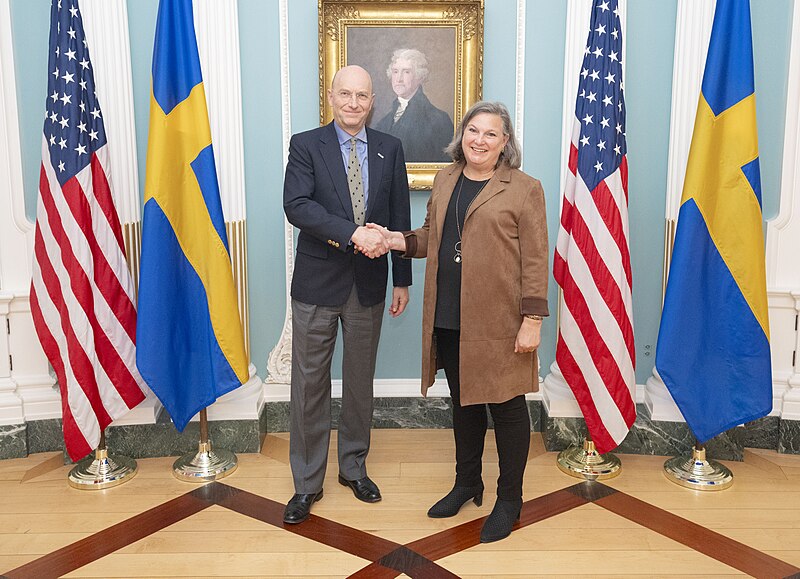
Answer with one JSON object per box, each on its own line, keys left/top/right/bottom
{"left": 351, "top": 224, "right": 407, "bottom": 259}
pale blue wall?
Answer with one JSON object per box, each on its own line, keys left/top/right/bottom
{"left": 9, "top": 0, "right": 794, "bottom": 385}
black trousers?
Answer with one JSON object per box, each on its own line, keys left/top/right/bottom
{"left": 435, "top": 328, "right": 531, "bottom": 501}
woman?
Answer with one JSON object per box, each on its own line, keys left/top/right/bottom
{"left": 370, "top": 101, "right": 549, "bottom": 543}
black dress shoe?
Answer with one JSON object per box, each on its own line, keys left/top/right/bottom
{"left": 338, "top": 474, "right": 382, "bottom": 503}
{"left": 427, "top": 483, "right": 484, "bottom": 518}
{"left": 283, "top": 490, "right": 323, "bottom": 524}
{"left": 480, "top": 498, "right": 522, "bottom": 543}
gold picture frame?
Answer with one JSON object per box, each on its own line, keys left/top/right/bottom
{"left": 319, "top": 0, "right": 484, "bottom": 190}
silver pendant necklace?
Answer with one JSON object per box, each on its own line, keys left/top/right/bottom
{"left": 453, "top": 174, "right": 489, "bottom": 264}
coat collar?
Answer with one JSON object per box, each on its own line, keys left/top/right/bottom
{"left": 434, "top": 162, "right": 512, "bottom": 232}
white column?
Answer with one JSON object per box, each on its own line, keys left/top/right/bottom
{"left": 193, "top": 0, "right": 264, "bottom": 422}
{"left": 266, "top": 0, "right": 294, "bottom": 389}
{"left": 644, "top": 0, "right": 714, "bottom": 422}
{"left": 542, "top": 0, "right": 628, "bottom": 418}
{"left": 767, "top": 1, "right": 800, "bottom": 421}
{"left": 0, "top": 0, "right": 58, "bottom": 424}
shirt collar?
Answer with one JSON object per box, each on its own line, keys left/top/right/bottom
{"left": 334, "top": 123, "right": 368, "bottom": 147}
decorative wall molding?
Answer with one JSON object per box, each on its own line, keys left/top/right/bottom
{"left": 266, "top": 0, "right": 295, "bottom": 385}
{"left": 515, "top": 0, "right": 526, "bottom": 159}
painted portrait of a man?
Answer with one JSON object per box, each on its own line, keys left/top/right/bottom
{"left": 372, "top": 49, "right": 454, "bottom": 163}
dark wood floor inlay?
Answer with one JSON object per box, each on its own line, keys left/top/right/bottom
{"left": 565, "top": 479, "right": 618, "bottom": 501}
{"left": 594, "top": 487, "right": 800, "bottom": 579}
{"left": 3, "top": 487, "right": 215, "bottom": 579}
{"left": 5, "top": 477, "right": 800, "bottom": 579}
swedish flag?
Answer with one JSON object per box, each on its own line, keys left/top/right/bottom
{"left": 136, "top": 0, "right": 248, "bottom": 431}
{"left": 656, "top": 0, "right": 771, "bottom": 443}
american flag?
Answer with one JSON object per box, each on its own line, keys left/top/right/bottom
{"left": 553, "top": 0, "right": 636, "bottom": 454}
{"left": 29, "top": 0, "right": 145, "bottom": 461}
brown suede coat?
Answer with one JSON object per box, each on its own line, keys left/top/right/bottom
{"left": 405, "top": 162, "right": 549, "bottom": 406}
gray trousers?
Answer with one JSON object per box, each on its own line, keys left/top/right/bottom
{"left": 289, "top": 287, "right": 384, "bottom": 493}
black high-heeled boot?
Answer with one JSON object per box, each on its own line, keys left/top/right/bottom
{"left": 427, "top": 484, "right": 484, "bottom": 518}
{"left": 479, "top": 498, "right": 522, "bottom": 543}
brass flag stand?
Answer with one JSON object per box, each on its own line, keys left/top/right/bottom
{"left": 68, "top": 431, "right": 138, "bottom": 490}
{"left": 663, "top": 440, "right": 732, "bottom": 491}
{"left": 557, "top": 434, "right": 622, "bottom": 480}
{"left": 173, "top": 409, "right": 237, "bottom": 482}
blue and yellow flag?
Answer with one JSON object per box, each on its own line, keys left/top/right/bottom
{"left": 136, "top": 0, "right": 248, "bottom": 431}
{"left": 656, "top": 0, "right": 771, "bottom": 443}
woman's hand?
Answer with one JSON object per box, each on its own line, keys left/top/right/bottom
{"left": 515, "top": 318, "right": 542, "bottom": 353}
{"left": 366, "top": 223, "right": 406, "bottom": 252}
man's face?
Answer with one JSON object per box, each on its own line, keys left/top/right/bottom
{"left": 328, "top": 67, "right": 374, "bottom": 135}
{"left": 390, "top": 58, "right": 422, "bottom": 100}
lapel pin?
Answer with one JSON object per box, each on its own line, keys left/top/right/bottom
{"left": 377, "top": 152, "right": 384, "bottom": 159}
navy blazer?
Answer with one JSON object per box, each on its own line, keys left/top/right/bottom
{"left": 283, "top": 122, "right": 412, "bottom": 307}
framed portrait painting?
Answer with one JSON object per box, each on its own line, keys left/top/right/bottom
{"left": 319, "top": 0, "right": 484, "bottom": 190}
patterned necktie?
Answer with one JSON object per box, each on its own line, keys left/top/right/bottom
{"left": 347, "top": 137, "right": 365, "bottom": 225}
{"left": 393, "top": 100, "right": 407, "bottom": 124}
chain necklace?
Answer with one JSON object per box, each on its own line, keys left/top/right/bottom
{"left": 453, "top": 174, "right": 489, "bottom": 264}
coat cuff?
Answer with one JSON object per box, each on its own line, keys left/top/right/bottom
{"left": 520, "top": 297, "right": 549, "bottom": 317}
{"left": 401, "top": 231, "right": 417, "bottom": 258}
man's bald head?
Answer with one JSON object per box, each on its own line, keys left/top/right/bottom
{"left": 328, "top": 65, "right": 375, "bottom": 135}
{"left": 332, "top": 65, "right": 373, "bottom": 94}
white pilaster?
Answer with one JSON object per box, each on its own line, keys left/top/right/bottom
{"left": 515, "top": 0, "right": 526, "bottom": 159}
{"left": 544, "top": 0, "right": 627, "bottom": 419}
{"left": 266, "top": 0, "right": 294, "bottom": 387}
{"left": 190, "top": 0, "right": 264, "bottom": 421}
{"left": 0, "top": 294, "right": 23, "bottom": 424}
{"left": 768, "top": 0, "right": 800, "bottom": 421}
{"left": 644, "top": 0, "right": 714, "bottom": 422}
{"left": 81, "top": 0, "right": 141, "bottom": 225}
{"left": 0, "top": 0, "right": 59, "bottom": 425}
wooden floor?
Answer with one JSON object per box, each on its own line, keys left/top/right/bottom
{"left": 2, "top": 430, "right": 800, "bottom": 578}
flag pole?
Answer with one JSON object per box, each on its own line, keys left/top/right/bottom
{"left": 556, "top": 431, "right": 622, "bottom": 480}
{"left": 663, "top": 439, "right": 732, "bottom": 491}
{"left": 68, "top": 430, "right": 139, "bottom": 490}
{"left": 173, "top": 408, "right": 238, "bottom": 482}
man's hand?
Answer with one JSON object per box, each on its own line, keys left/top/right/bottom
{"left": 390, "top": 286, "right": 409, "bottom": 318}
{"left": 366, "top": 223, "right": 407, "bottom": 252}
{"left": 351, "top": 226, "right": 388, "bottom": 258}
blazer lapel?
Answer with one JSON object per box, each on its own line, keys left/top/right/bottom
{"left": 365, "top": 128, "right": 384, "bottom": 222}
{"left": 465, "top": 163, "right": 512, "bottom": 222}
{"left": 433, "top": 163, "right": 464, "bottom": 236}
{"left": 319, "top": 122, "right": 355, "bottom": 221}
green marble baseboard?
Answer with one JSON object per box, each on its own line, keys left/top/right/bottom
{"left": 778, "top": 419, "right": 800, "bottom": 454}
{"left": 0, "top": 408, "right": 267, "bottom": 462}
{"left": 265, "top": 398, "right": 543, "bottom": 433}
{"left": 0, "top": 424, "right": 27, "bottom": 459}
{"left": 5, "top": 401, "right": 786, "bottom": 461}
{"left": 541, "top": 403, "right": 780, "bottom": 461}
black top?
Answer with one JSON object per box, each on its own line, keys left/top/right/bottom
{"left": 434, "top": 174, "right": 489, "bottom": 329}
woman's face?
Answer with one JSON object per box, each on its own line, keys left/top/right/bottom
{"left": 461, "top": 112, "right": 509, "bottom": 172}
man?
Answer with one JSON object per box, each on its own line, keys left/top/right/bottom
{"left": 282, "top": 65, "right": 412, "bottom": 524}
{"left": 374, "top": 48, "right": 454, "bottom": 163}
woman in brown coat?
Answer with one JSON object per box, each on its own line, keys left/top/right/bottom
{"left": 370, "top": 101, "right": 549, "bottom": 543}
